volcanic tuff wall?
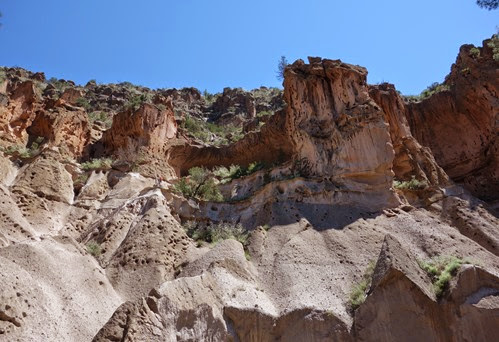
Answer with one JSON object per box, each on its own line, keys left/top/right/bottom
{"left": 0, "top": 37, "right": 498, "bottom": 341}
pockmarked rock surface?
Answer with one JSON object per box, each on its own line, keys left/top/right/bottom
{"left": 0, "top": 37, "right": 498, "bottom": 341}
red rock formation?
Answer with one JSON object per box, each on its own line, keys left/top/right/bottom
{"left": 211, "top": 87, "right": 257, "bottom": 120}
{"left": 369, "top": 83, "right": 449, "bottom": 186}
{"left": 1, "top": 39, "right": 498, "bottom": 342}
{"left": 60, "top": 87, "right": 84, "bottom": 105}
{"left": 171, "top": 57, "right": 398, "bottom": 198}
{"left": 168, "top": 110, "right": 292, "bottom": 176}
{"left": 27, "top": 104, "right": 90, "bottom": 157}
{"left": 284, "top": 58, "right": 394, "bottom": 188}
{"left": 102, "top": 101, "right": 177, "bottom": 155}
{"left": 354, "top": 234, "right": 499, "bottom": 341}
{"left": 0, "top": 81, "right": 39, "bottom": 145}
{"left": 405, "top": 38, "right": 498, "bottom": 200}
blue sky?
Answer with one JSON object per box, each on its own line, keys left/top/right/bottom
{"left": 0, "top": 1, "right": 496, "bottom": 95}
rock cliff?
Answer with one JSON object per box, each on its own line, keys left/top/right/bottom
{"left": 0, "top": 37, "right": 498, "bottom": 341}
{"left": 405, "top": 39, "right": 498, "bottom": 200}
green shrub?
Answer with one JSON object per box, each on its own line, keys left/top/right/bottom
{"left": 403, "top": 95, "right": 422, "bottom": 102}
{"left": 203, "top": 89, "right": 218, "bottom": 105}
{"left": 126, "top": 94, "right": 150, "bottom": 111}
{"left": 75, "top": 97, "right": 91, "bottom": 111}
{"left": 210, "top": 222, "right": 248, "bottom": 245}
{"left": 349, "top": 260, "right": 376, "bottom": 310}
{"left": 80, "top": 158, "right": 113, "bottom": 171}
{"left": 183, "top": 221, "right": 248, "bottom": 246}
{"left": 1, "top": 143, "right": 40, "bottom": 159}
{"left": 88, "top": 111, "right": 112, "bottom": 128}
{"left": 0, "top": 69, "right": 6, "bottom": 83}
{"left": 393, "top": 176, "right": 428, "bottom": 191}
{"left": 420, "top": 82, "right": 450, "bottom": 99}
{"left": 461, "top": 67, "right": 471, "bottom": 75}
{"left": 48, "top": 78, "right": 69, "bottom": 92}
{"left": 419, "top": 256, "right": 469, "bottom": 297}
{"left": 469, "top": 47, "right": 481, "bottom": 58}
{"left": 257, "top": 110, "right": 273, "bottom": 117}
{"left": 199, "top": 178, "right": 224, "bottom": 202}
{"left": 183, "top": 116, "right": 205, "bottom": 135}
{"left": 213, "top": 162, "right": 265, "bottom": 184}
{"left": 173, "top": 167, "right": 224, "bottom": 202}
{"left": 86, "top": 242, "right": 101, "bottom": 257}
{"left": 487, "top": 34, "right": 499, "bottom": 62}
{"left": 181, "top": 116, "right": 244, "bottom": 146}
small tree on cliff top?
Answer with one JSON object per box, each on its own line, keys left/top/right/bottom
{"left": 276, "top": 56, "right": 289, "bottom": 82}
{"left": 476, "top": 0, "right": 498, "bottom": 10}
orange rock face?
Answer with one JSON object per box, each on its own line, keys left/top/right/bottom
{"left": 172, "top": 57, "right": 399, "bottom": 197}
{"left": 28, "top": 104, "right": 91, "bottom": 157}
{"left": 0, "top": 81, "right": 39, "bottom": 145}
{"left": 405, "top": 39, "right": 498, "bottom": 200}
{"left": 102, "top": 101, "right": 177, "bottom": 155}
{"left": 0, "top": 79, "right": 90, "bottom": 157}
{"left": 369, "top": 83, "right": 449, "bottom": 186}
{"left": 284, "top": 58, "right": 394, "bottom": 187}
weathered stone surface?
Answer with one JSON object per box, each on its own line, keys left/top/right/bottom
{"left": 0, "top": 81, "right": 39, "bottom": 145}
{"left": 169, "top": 111, "right": 292, "bottom": 176}
{"left": 27, "top": 104, "right": 90, "bottom": 157}
{"left": 284, "top": 58, "right": 393, "bottom": 185}
{"left": 102, "top": 102, "right": 177, "bottom": 155}
{"left": 8, "top": 150, "right": 74, "bottom": 236}
{"left": 0, "top": 38, "right": 498, "bottom": 342}
{"left": 406, "top": 38, "right": 498, "bottom": 200}
{"left": 0, "top": 236, "right": 122, "bottom": 341}
{"left": 369, "top": 83, "right": 449, "bottom": 186}
{"left": 354, "top": 234, "right": 499, "bottom": 342}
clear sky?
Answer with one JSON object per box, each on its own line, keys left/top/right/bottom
{"left": 0, "top": 1, "right": 496, "bottom": 95}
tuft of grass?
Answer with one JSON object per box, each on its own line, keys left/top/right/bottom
{"left": 393, "top": 176, "right": 428, "bottom": 191}
{"left": 80, "top": 158, "right": 113, "bottom": 171}
{"left": 86, "top": 242, "right": 101, "bottom": 257}
{"left": 348, "top": 260, "right": 376, "bottom": 310}
{"left": 419, "top": 256, "right": 469, "bottom": 297}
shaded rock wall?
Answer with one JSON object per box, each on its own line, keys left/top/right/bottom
{"left": 369, "top": 83, "right": 449, "bottom": 186}
{"left": 405, "top": 38, "right": 498, "bottom": 200}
